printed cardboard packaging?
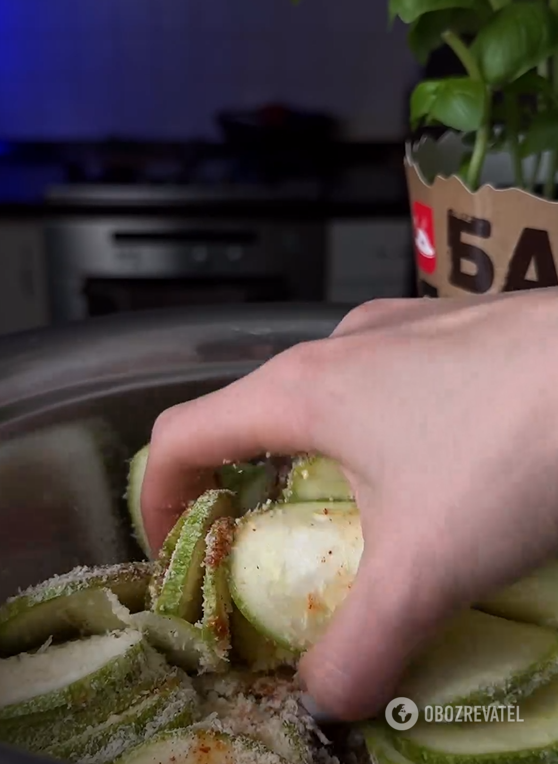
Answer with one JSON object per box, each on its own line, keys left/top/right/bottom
{"left": 406, "top": 132, "right": 558, "bottom": 298}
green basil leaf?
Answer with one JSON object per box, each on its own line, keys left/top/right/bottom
{"left": 390, "top": 0, "right": 483, "bottom": 25}
{"left": 471, "top": 2, "right": 558, "bottom": 86}
{"left": 519, "top": 111, "right": 558, "bottom": 157}
{"left": 408, "top": 5, "right": 490, "bottom": 64}
{"left": 410, "top": 77, "right": 486, "bottom": 131}
{"left": 504, "top": 70, "right": 556, "bottom": 100}
{"left": 410, "top": 81, "right": 441, "bottom": 129}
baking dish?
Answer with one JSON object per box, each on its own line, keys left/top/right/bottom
{"left": 0, "top": 303, "right": 346, "bottom": 764}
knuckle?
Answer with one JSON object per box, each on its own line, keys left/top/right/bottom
{"left": 150, "top": 403, "right": 181, "bottom": 446}
{"left": 333, "top": 298, "right": 407, "bottom": 335}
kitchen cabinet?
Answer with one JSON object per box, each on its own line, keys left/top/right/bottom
{"left": 327, "top": 219, "right": 415, "bottom": 304}
{"left": 0, "top": 222, "right": 50, "bottom": 336}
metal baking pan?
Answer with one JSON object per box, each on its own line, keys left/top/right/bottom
{"left": 0, "top": 303, "right": 346, "bottom": 764}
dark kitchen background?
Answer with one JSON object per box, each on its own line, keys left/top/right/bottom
{"left": 0, "top": 0, "right": 454, "bottom": 336}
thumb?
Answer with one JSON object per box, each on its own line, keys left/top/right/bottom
{"left": 297, "top": 547, "right": 446, "bottom": 722}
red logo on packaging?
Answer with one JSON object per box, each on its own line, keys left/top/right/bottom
{"left": 412, "top": 201, "right": 436, "bottom": 274}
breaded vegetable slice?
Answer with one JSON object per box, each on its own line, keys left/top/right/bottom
{"left": 152, "top": 490, "right": 237, "bottom": 622}
{"left": 0, "top": 562, "right": 151, "bottom": 656}
{"left": 114, "top": 728, "right": 288, "bottom": 764}
{"left": 0, "top": 629, "right": 164, "bottom": 719}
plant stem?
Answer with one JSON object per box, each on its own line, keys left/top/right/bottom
{"left": 467, "top": 122, "right": 490, "bottom": 190}
{"left": 504, "top": 92, "right": 524, "bottom": 189}
{"left": 442, "top": 30, "right": 489, "bottom": 190}
{"left": 441, "top": 30, "right": 483, "bottom": 81}
{"left": 527, "top": 153, "right": 542, "bottom": 193}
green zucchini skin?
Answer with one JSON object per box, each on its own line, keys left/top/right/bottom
{"left": 153, "top": 490, "right": 238, "bottom": 623}
{"left": 282, "top": 455, "right": 353, "bottom": 503}
{"left": 0, "top": 631, "right": 165, "bottom": 720}
{"left": 0, "top": 563, "right": 152, "bottom": 657}
{"left": 113, "top": 727, "right": 289, "bottom": 764}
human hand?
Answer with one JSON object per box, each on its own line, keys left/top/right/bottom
{"left": 141, "top": 289, "right": 558, "bottom": 721}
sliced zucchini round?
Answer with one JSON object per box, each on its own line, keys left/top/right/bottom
{"left": 48, "top": 672, "right": 198, "bottom": 764}
{"left": 394, "top": 674, "right": 558, "bottom": 764}
{"left": 114, "top": 728, "right": 288, "bottom": 764}
{"left": 153, "top": 490, "right": 238, "bottom": 622}
{"left": 282, "top": 455, "right": 353, "bottom": 503}
{"left": 130, "top": 611, "right": 221, "bottom": 674}
{"left": 477, "top": 560, "right": 558, "bottom": 628}
{"left": 0, "top": 562, "right": 151, "bottom": 657}
{"left": 397, "top": 608, "right": 558, "bottom": 709}
{"left": 147, "top": 511, "right": 189, "bottom": 609}
{"left": 126, "top": 445, "right": 152, "bottom": 559}
{"left": 0, "top": 629, "right": 164, "bottom": 719}
{"left": 200, "top": 516, "right": 235, "bottom": 666}
{"left": 230, "top": 607, "right": 297, "bottom": 673}
{"left": 229, "top": 501, "right": 363, "bottom": 651}
{"left": 0, "top": 673, "right": 166, "bottom": 754}
{"left": 360, "top": 722, "right": 414, "bottom": 764}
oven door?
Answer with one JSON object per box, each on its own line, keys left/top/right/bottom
{"left": 45, "top": 216, "right": 326, "bottom": 323}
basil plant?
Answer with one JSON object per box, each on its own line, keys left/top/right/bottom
{"left": 392, "top": 0, "right": 558, "bottom": 195}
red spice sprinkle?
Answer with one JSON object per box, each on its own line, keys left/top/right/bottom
{"left": 204, "top": 517, "right": 235, "bottom": 568}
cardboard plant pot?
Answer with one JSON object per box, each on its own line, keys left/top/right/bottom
{"left": 407, "top": 132, "right": 558, "bottom": 298}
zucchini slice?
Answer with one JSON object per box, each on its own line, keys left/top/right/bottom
{"left": 0, "top": 629, "right": 165, "bottom": 719}
{"left": 361, "top": 722, "right": 414, "bottom": 764}
{"left": 0, "top": 562, "right": 151, "bottom": 656}
{"left": 217, "top": 462, "right": 278, "bottom": 512}
{"left": 282, "top": 455, "right": 353, "bottom": 503}
{"left": 126, "top": 445, "right": 152, "bottom": 559}
{"left": 393, "top": 674, "right": 558, "bottom": 764}
{"left": 477, "top": 560, "right": 558, "bottom": 628}
{"left": 153, "top": 490, "right": 238, "bottom": 622}
{"left": 200, "top": 517, "right": 235, "bottom": 666}
{"left": 229, "top": 501, "right": 363, "bottom": 651}
{"left": 130, "top": 611, "right": 212, "bottom": 673}
{"left": 397, "top": 608, "right": 558, "bottom": 709}
{"left": 147, "top": 512, "right": 188, "bottom": 609}
{"left": 48, "top": 672, "right": 198, "bottom": 764}
{"left": 114, "top": 728, "right": 288, "bottom": 764}
{"left": 230, "top": 607, "right": 297, "bottom": 673}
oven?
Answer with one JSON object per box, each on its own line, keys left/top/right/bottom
{"left": 44, "top": 192, "right": 326, "bottom": 324}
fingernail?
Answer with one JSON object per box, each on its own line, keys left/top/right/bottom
{"left": 300, "top": 693, "right": 337, "bottom": 724}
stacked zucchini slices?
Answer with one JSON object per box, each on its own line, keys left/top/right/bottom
{"left": 6, "top": 447, "right": 558, "bottom": 764}
{"left": 0, "top": 451, "right": 335, "bottom": 764}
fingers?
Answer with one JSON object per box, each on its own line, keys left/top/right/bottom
{"left": 141, "top": 345, "right": 320, "bottom": 552}
{"left": 298, "top": 546, "right": 446, "bottom": 721}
